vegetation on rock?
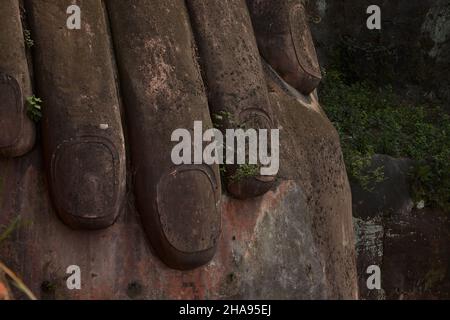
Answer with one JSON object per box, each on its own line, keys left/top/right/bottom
{"left": 320, "top": 69, "right": 450, "bottom": 212}
{"left": 26, "top": 95, "right": 43, "bottom": 123}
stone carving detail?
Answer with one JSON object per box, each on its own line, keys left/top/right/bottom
{"left": 0, "top": 0, "right": 356, "bottom": 298}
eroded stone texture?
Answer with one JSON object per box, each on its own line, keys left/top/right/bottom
{"left": 106, "top": 0, "right": 222, "bottom": 270}
{"left": 352, "top": 155, "right": 450, "bottom": 299}
{"left": 266, "top": 72, "right": 357, "bottom": 299}
{"left": 307, "top": 0, "right": 450, "bottom": 105}
{"left": 0, "top": 0, "right": 35, "bottom": 157}
{"left": 248, "top": 0, "right": 322, "bottom": 94}
{"left": 354, "top": 217, "right": 385, "bottom": 300}
{"left": 25, "top": 0, "right": 126, "bottom": 229}
{"left": 306, "top": 0, "right": 450, "bottom": 298}
{"left": 186, "top": 0, "right": 276, "bottom": 199}
{"left": 0, "top": 82, "right": 357, "bottom": 299}
{"left": 383, "top": 208, "right": 450, "bottom": 300}
{"left": 0, "top": 0, "right": 357, "bottom": 299}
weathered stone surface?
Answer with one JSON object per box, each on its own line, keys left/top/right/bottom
{"left": 0, "top": 82, "right": 357, "bottom": 299}
{"left": 106, "top": 0, "right": 222, "bottom": 270}
{"left": 26, "top": 0, "right": 126, "bottom": 229}
{"left": 383, "top": 207, "right": 450, "bottom": 299}
{"left": 352, "top": 155, "right": 450, "bottom": 299}
{"left": 354, "top": 216, "right": 385, "bottom": 300}
{"left": 306, "top": 0, "right": 450, "bottom": 298}
{"left": 0, "top": 0, "right": 357, "bottom": 299}
{"left": 307, "top": 0, "right": 450, "bottom": 105}
{"left": 352, "top": 154, "right": 413, "bottom": 300}
{"left": 352, "top": 155, "right": 414, "bottom": 220}
{"left": 266, "top": 70, "right": 357, "bottom": 299}
{"left": 248, "top": 0, "right": 322, "bottom": 95}
{"left": 0, "top": 0, "right": 35, "bottom": 157}
{"left": 186, "top": 0, "right": 276, "bottom": 199}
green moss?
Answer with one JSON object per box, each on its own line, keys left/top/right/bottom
{"left": 320, "top": 69, "right": 450, "bottom": 212}
{"left": 230, "top": 164, "right": 260, "bottom": 182}
{"left": 26, "top": 95, "right": 43, "bottom": 123}
{"left": 23, "top": 29, "right": 34, "bottom": 48}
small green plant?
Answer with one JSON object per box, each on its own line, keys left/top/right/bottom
{"left": 23, "top": 29, "right": 34, "bottom": 48}
{"left": 219, "top": 164, "right": 227, "bottom": 175}
{"left": 230, "top": 164, "right": 260, "bottom": 182}
{"left": 26, "top": 95, "right": 43, "bottom": 122}
{"left": 344, "top": 149, "right": 385, "bottom": 191}
{"left": 0, "top": 216, "right": 22, "bottom": 245}
{"left": 212, "top": 111, "right": 233, "bottom": 129}
{"left": 213, "top": 111, "right": 262, "bottom": 181}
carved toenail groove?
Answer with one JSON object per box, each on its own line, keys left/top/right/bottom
{"left": 107, "top": 0, "right": 222, "bottom": 270}
{"left": 290, "top": 4, "right": 322, "bottom": 81}
{"left": 187, "top": 0, "right": 277, "bottom": 200}
{"left": 50, "top": 136, "right": 122, "bottom": 229}
{"left": 0, "top": 0, "right": 36, "bottom": 158}
{"left": 157, "top": 165, "right": 221, "bottom": 254}
{"left": 247, "top": 0, "right": 322, "bottom": 95}
{"left": 27, "top": 1, "right": 127, "bottom": 229}
{"left": 0, "top": 72, "right": 24, "bottom": 150}
{"left": 238, "top": 108, "right": 274, "bottom": 129}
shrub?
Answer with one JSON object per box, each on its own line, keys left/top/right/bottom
{"left": 320, "top": 69, "right": 450, "bottom": 212}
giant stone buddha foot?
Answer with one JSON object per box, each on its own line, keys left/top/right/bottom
{"left": 0, "top": 0, "right": 357, "bottom": 299}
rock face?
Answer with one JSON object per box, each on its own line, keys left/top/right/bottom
{"left": 0, "top": 0, "right": 35, "bottom": 157}
{"left": 352, "top": 155, "right": 450, "bottom": 299}
{"left": 0, "top": 0, "right": 357, "bottom": 299}
{"left": 27, "top": 1, "right": 127, "bottom": 230}
{"left": 0, "top": 81, "right": 357, "bottom": 300}
{"left": 307, "top": 0, "right": 450, "bottom": 105}
{"left": 306, "top": 0, "right": 450, "bottom": 299}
